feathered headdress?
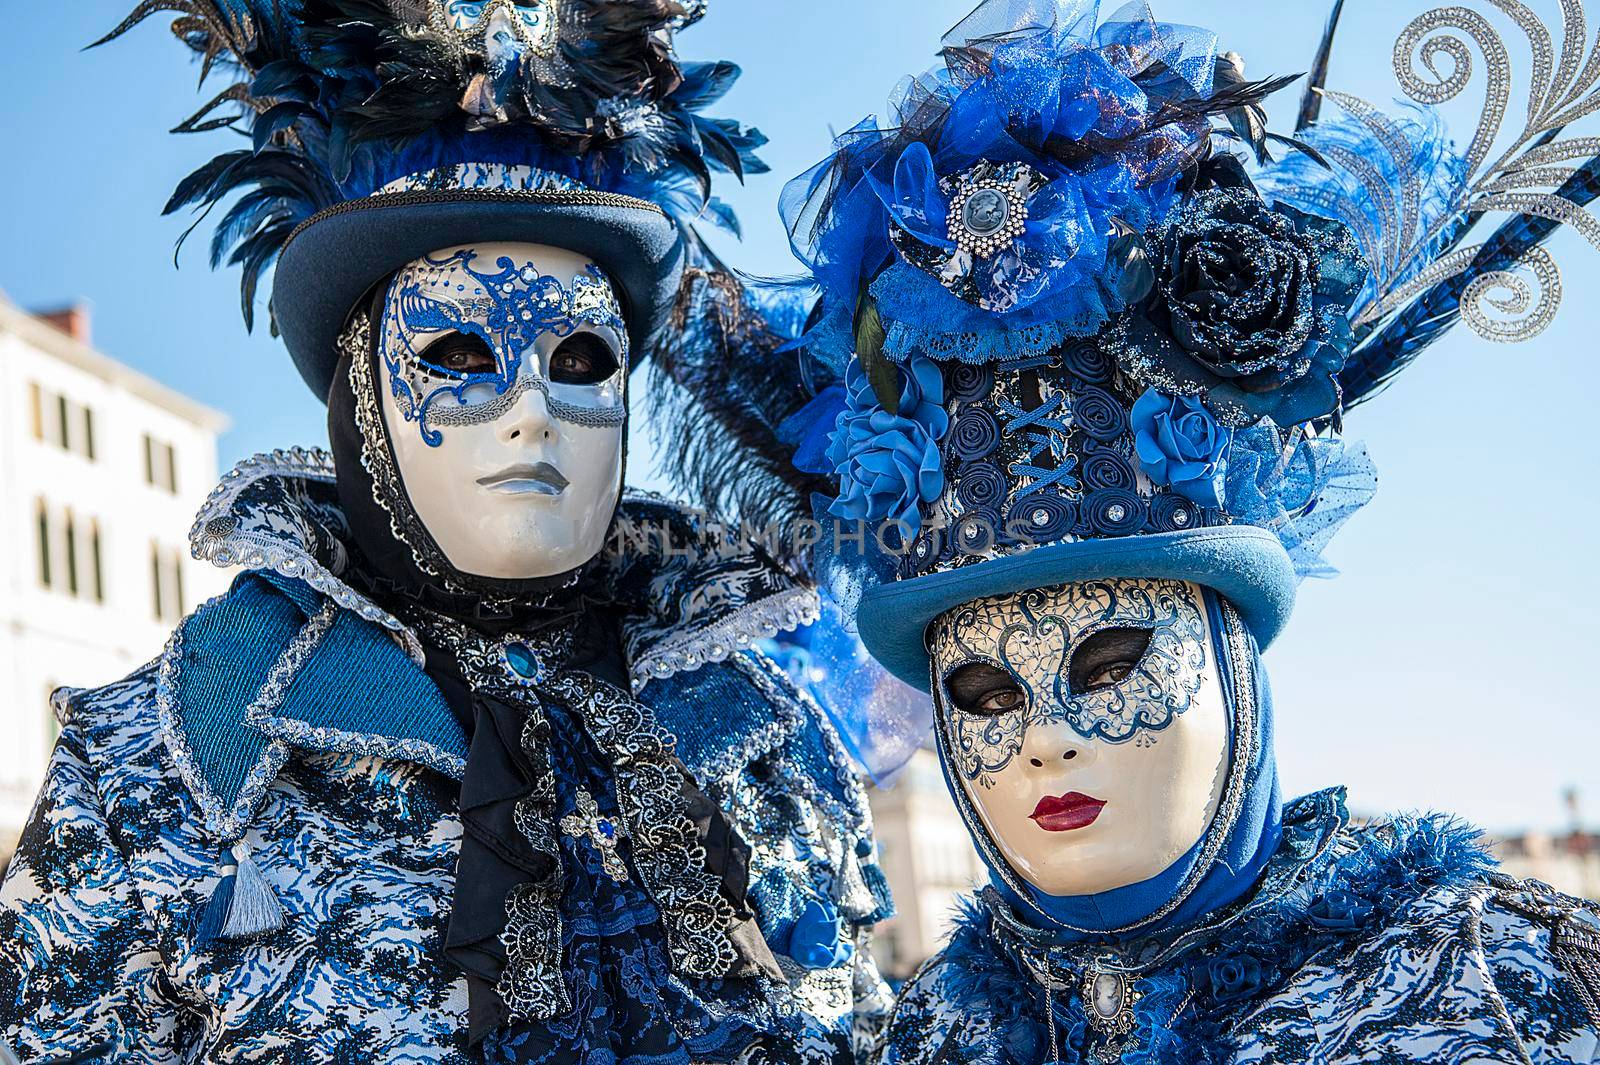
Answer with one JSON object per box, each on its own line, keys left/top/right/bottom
{"left": 99, "top": 0, "right": 767, "bottom": 397}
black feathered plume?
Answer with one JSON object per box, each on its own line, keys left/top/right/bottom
{"left": 647, "top": 270, "right": 832, "bottom": 561}
{"left": 94, "top": 0, "right": 766, "bottom": 332}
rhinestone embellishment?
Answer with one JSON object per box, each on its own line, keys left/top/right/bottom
{"left": 560, "top": 788, "right": 630, "bottom": 884}
{"left": 1080, "top": 966, "right": 1140, "bottom": 1038}
{"left": 947, "top": 167, "right": 1031, "bottom": 259}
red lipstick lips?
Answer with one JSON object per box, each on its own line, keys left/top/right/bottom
{"left": 1030, "top": 792, "right": 1107, "bottom": 832}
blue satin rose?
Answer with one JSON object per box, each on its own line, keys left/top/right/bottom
{"left": 827, "top": 355, "right": 949, "bottom": 532}
{"left": 1131, "top": 388, "right": 1233, "bottom": 508}
{"left": 1206, "top": 953, "right": 1265, "bottom": 1003}
{"left": 786, "top": 898, "right": 855, "bottom": 970}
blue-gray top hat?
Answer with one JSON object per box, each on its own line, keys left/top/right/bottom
{"left": 102, "top": 0, "right": 765, "bottom": 399}
{"left": 773, "top": 0, "right": 1600, "bottom": 691}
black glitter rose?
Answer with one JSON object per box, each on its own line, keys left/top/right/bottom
{"left": 1082, "top": 450, "right": 1136, "bottom": 491}
{"left": 1005, "top": 493, "right": 1076, "bottom": 544}
{"left": 955, "top": 462, "right": 1010, "bottom": 511}
{"left": 947, "top": 362, "right": 996, "bottom": 403}
{"left": 1071, "top": 386, "right": 1128, "bottom": 442}
{"left": 949, "top": 406, "right": 1002, "bottom": 461}
{"left": 1082, "top": 488, "right": 1146, "bottom": 536}
{"left": 1307, "top": 889, "right": 1375, "bottom": 932}
{"left": 954, "top": 508, "right": 1003, "bottom": 555}
{"left": 1113, "top": 186, "right": 1367, "bottom": 427}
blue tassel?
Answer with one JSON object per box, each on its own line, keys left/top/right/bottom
{"left": 221, "top": 841, "right": 284, "bottom": 938}
{"left": 199, "top": 841, "right": 284, "bottom": 943}
{"left": 861, "top": 859, "right": 896, "bottom": 923}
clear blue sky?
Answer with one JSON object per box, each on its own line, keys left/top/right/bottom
{"left": 1, "top": 1, "right": 1595, "bottom": 833}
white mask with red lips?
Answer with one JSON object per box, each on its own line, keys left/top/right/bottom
{"left": 377, "top": 241, "right": 628, "bottom": 581}
{"left": 929, "top": 577, "right": 1230, "bottom": 898}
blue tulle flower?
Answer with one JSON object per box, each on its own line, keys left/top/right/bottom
{"left": 1224, "top": 425, "right": 1378, "bottom": 579}
{"left": 1130, "top": 388, "right": 1233, "bottom": 508}
{"left": 780, "top": 2, "right": 1211, "bottom": 370}
{"left": 827, "top": 357, "right": 949, "bottom": 531}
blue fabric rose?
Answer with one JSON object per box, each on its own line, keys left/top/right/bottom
{"left": 827, "top": 355, "right": 949, "bottom": 532}
{"left": 786, "top": 898, "right": 855, "bottom": 970}
{"left": 1130, "top": 388, "right": 1233, "bottom": 508}
{"left": 1307, "top": 889, "right": 1375, "bottom": 932}
{"left": 1111, "top": 184, "right": 1368, "bottom": 427}
{"left": 1206, "top": 953, "right": 1265, "bottom": 1003}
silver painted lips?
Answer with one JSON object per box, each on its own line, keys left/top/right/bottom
{"left": 477, "top": 461, "right": 570, "bottom": 496}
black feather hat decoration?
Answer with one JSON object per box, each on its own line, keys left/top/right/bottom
{"left": 97, "top": 0, "right": 767, "bottom": 396}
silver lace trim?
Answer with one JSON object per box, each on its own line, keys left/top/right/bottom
{"left": 188, "top": 445, "right": 425, "bottom": 666}
{"left": 547, "top": 671, "right": 739, "bottom": 980}
{"left": 633, "top": 586, "right": 821, "bottom": 692}
{"left": 154, "top": 596, "right": 292, "bottom": 843}
{"left": 244, "top": 601, "right": 468, "bottom": 781}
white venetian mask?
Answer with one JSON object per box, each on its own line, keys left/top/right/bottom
{"left": 928, "top": 578, "right": 1230, "bottom": 897}
{"left": 376, "top": 241, "right": 627, "bottom": 580}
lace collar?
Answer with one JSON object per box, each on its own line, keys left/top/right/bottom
{"left": 189, "top": 448, "right": 820, "bottom": 691}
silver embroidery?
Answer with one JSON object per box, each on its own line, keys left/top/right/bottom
{"left": 547, "top": 671, "right": 739, "bottom": 980}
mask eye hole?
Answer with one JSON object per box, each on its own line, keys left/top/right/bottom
{"left": 550, "top": 332, "right": 621, "bottom": 385}
{"left": 1068, "top": 627, "right": 1154, "bottom": 694}
{"left": 944, "top": 662, "right": 1026, "bottom": 717}
{"left": 416, "top": 332, "right": 496, "bottom": 377}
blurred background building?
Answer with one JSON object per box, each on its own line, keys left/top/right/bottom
{"left": 0, "top": 295, "right": 227, "bottom": 869}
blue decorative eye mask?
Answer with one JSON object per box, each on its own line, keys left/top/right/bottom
{"left": 440, "top": 0, "right": 559, "bottom": 52}
{"left": 380, "top": 248, "right": 628, "bottom": 447}
{"left": 929, "top": 578, "right": 1209, "bottom": 786}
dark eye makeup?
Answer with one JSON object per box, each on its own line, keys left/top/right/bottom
{"left": 550, "top": 332, "right": 621, "bottom": 385}
{"left": 1067, "top": 627, "right": 1154, "bottom": 694}
{"left": 416, "top": 332, "right": 497, "bottom": 377}
{"left": 944, "top": 662, "right": 1027, "bottom": 717}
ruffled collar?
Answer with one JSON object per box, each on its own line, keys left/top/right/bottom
{"left": 189, "top": 448, "right": 820, "bottom": 692}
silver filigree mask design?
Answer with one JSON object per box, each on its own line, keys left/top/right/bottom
{"left": 380, "top": 245, "right": 627, "bottom": 447}
{"left": 375, "top": 241, "right": 627, "bottom": 581}
{"left": 934, "top": 578, "right": 1208, "bottom": 785}
{"left": 928, "top": 578, "right": 1230, "bottom": 897}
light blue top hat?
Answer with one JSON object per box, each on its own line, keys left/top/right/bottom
{"left": 774, "top": 0, "right": 1595, "bottom": 691}
{"left": 102, "top": 0, "right": 765, "bottom": 399}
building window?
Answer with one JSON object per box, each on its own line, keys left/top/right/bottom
{"left": 35, "top": 498, "right": 51, "bottom": 588}
{"left": 151, "top": 544, "right": 186, "bottom": 623}
{"left": 64, "top": 509, "right": 80, "bottom": 597}
{"left": 90, "top": 520, "right": 105, "bottom": 603}
{"left": 28, "top": 384, "right": 96, "bottom": 460}
{"left": 143, "top": 434, "right": 179, "bottom": 494}
{"left": 36, "top": 501, "right": 107, "bottom": 604}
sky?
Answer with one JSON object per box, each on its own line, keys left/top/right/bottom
{"left": 1, "top": 0, "right": 1595, "bottom": 834}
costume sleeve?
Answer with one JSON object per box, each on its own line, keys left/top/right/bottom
{"left": 0, "top": 718, "right": 189, "bottom": 1063}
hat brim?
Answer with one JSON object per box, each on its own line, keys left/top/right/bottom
{"left": 856, "top": 526, "right": 1297, "bottom": 692}
{"left": 273, "top": 191, "right": 684, "bottom": 401}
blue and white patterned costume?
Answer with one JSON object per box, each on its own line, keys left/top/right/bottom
{"left": 884, "top": 793, "right": 1600, "bottom": 1065}
{"left": 0, "top": 451, "right": 892, "bottom": 1063}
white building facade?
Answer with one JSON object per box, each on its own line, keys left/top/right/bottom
{"left": 867, "top": 749, "right": 987, "bottom": 982}
{"left": 0, "top": 298, "right": 227, "bottom": 866}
